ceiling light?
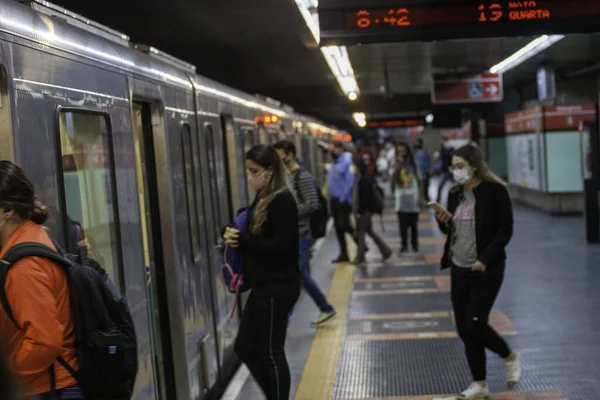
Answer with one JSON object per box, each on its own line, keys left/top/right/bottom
{"left": 352, "top": 112, "right": 367, "bottom": 127}
{"left": 294, "top": 0, "right": 360, "bottom": 98}
{"left": 489, "top": 34, "right": 564, "bottom": 74}
{"left": 425, "top": 114, "right": 434, "bottom": 124}
{"left": 348, "top": 92, "right": 358, "bottom": 101}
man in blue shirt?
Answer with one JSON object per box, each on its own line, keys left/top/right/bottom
{"left": 328, "top": 141, "right": 355, "bottom": 263}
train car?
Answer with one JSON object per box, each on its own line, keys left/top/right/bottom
{"left": 0, "top": 0, "right": 341, "bottom": 399}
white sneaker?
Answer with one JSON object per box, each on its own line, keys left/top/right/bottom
{"left": 310, "top": 310, "right": 337, "bottom": 327}
{"left": 504, "top": 352, "right": 522, "bottom": 389}
{"left": 457, "top": 382, "right": 489, "bottom": 399}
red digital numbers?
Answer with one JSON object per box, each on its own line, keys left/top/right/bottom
{"left": 355, "top": 8, "right": 410, "bottom": 29}
{"left": 387, "top": 8, "right": 410, "bottom": 26}
{"left": 357, "top": 10, "right": 371, "bottom": 28}
{"left": 478, "top": 3, "right": 503, "bottom": 22}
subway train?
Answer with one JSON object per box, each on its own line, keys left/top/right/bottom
{"left": 0, "top": 1, "right": 339, "bottom": 398}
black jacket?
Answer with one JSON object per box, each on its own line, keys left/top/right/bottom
{"left": 238, "top": 191, "right": 300, "bottom": 293}
{"left": 438, "top": 180, "right": 513, "bottom": 270}
{"left": 355, "top": 175, "right": 377, "bottom": 214}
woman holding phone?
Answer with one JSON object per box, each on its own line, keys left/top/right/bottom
{"left": 222, "top": 144, "right": 300, "bottom": 400}
{"left": 433, "top": 145, "right": 521, "bottom": 399}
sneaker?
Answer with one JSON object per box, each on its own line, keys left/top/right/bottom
{"left": 504, "top": 352, "right": 522, "bottom": 389}
{"left": 311, "top": 310, "right": 337, "bottom": 327}
{"left": 457, "top": 382, "right": 489, "bottom": 399}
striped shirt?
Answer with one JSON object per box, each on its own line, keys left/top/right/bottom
{"left": 291, "top": 168, "right": 321, "bottom": 236}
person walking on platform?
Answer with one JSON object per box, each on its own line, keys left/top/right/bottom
{"left": 352, "top": 156, "right": 392, "bottom": 265}
{"left": 437, "top": 135, "right": 454, "bottom": 202}
{"left": 274, "top": 140, "right": 337, "bottom": 327}
{"left": 414, "top": 138, "right": 432, "bottom": 202}
{"left": 0, "top": 161, "right": 83, "bottom": 399}
{"left": 433, "top": 145, "right": 521, "bottom": 399}
{"left": 393, "top": 143, "right": 423, "bottom": 254}
{"left": 223, "top": 145, "right": 300, "bottom": 400}
{"left": 328, "top": 141, "right": 355, "bottom": 263}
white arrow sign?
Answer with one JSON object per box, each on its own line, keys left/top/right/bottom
{"left": 485, "top": 84, "right": 498, "bottom": 96}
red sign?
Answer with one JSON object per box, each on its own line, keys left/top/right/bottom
{"left": 505, "top": 108, "right": 541, "bottom": 135}
{"left": 367, "top": 119, "right": 424, "bottom": 128}
{"left": 543, "top": 104, "right": 596, "bottom": 131}
{"left": 432, "top": 73, "right": 503, "bottom": 104}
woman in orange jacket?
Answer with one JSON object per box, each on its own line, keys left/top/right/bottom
{"left": 0, "top": 161, "right": 82, "bottom": 399}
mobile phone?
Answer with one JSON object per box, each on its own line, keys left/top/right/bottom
{"left": 427, "top": 201, "right": 450, "bottom": 214}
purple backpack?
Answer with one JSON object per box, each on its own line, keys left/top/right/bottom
{"left": 221, "top": 206, "right": 251, "bottom": 317}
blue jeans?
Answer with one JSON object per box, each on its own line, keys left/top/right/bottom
{"left": 299, "top": 232, "right": 334, "bottom": 313}
{"left": 27, "top": 385, "right": 85, "bottom": 399}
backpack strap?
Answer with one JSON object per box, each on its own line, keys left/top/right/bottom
{"left": 0, "top": 243, "right": 71, "bottom": 329}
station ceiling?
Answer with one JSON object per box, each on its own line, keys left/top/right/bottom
{"left": 50, "top": 0, "right": 600, "bottom": 131}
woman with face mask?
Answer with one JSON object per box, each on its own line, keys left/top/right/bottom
{"left": 222, "top": 145, "right": 300, "bottom": 400}
{"left": 434, "top": 145, "right": 521, "bottom": 399}
{"left": 351, "top": 156, "right": 392, "bottom": 265}
{"left": 393, "top": 143, "right": 423, "bottom": 253}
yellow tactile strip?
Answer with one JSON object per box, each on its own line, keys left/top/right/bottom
{"left": 337, "top": 390, "right": 570, "bottom": 400}
{"left": 294, "top": 262, "right": 356, "bottom": 400}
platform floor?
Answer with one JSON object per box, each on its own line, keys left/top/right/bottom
{"left": 224, "top": 201, "right": 600, "bottom": 400}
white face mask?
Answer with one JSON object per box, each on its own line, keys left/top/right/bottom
{"left": 452, "top": 168, "right": 471, "bottom": 185}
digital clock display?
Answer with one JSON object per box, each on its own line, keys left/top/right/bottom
{"left": 319, "top": 0, "right": 600, "bottom": 45}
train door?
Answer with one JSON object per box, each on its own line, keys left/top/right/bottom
{"left": 200, "top": 120, "right": 239, "bottom": 380}
{"left": 131, "top": 101, "right": 175, "bottom": 400}
{"left": 221, "top": 115, "right": 247, "bottom": 217}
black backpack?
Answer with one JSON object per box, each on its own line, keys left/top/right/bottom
{"left": 0, "top": 243, "right": 138, "bottom": 400}
{"left": 294, "top": 169, "right": 329, "bottom": 239}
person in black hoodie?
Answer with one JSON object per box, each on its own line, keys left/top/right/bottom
{"left": 223, "top": 144, "right": 300, "bottom": 400}
{"left": 434, "top": 145, "right": 521, "bottom": 399}
{"left": 352, "top": 155, "right": 392, "bottom": 265}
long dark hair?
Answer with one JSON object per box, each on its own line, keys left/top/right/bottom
{"left": 246, "top": 145, "right": 292, "bottom": 233}
{"left": 393, "top": 142, "right": 419, "bottom": 184}
{"left": 450, "top": 144, "right": 505, "bottom": 191}
{"left": 0, "top": 161, "right": 48, "bottom": 224}
{"left": 352, "top": 155, "right": 367, "bottom": 176}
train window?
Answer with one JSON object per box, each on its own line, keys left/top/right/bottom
{"left": 58, "top": 110, "right": 121, "bottom": 285}
{"left": 0, "top": 67, "right": 13, "bottom": 160}
{"left": 181, "top": 123, "right": 201, "bottom": 260}
{"left": 203, "top": 123, "right": 221, "bottom": 235}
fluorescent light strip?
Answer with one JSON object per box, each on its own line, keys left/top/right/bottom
{"left": 295, "top": 0, "right": 360, "bottom": 97}
{"left": 490, "top": 34, "right": 564, "bottom": 74}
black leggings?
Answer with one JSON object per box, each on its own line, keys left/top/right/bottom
{"left": 451, "top": 267, "right": 512, "bottom": 381}
{"left": 330, "top": 198, "right": 354, "bottom": 258}
{"left": 397, "top": 212, "right": 419, "bottom": 250}
{"left": 235, "top": 289, "right": 299, "bottom": 399}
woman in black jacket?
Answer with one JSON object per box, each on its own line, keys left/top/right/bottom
{"left": 352, "top": 155, "right": 392, "bottom": 265}
{"left": 223, "top": 144, "right": 300, "bottom": 400}
{"left": 434, "top": 145, "right": 521, "bottom": 399}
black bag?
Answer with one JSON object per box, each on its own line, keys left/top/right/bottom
{"left": 294, "top": 169, "right": 329, "bottom": 239}
{"left": 0, "top": 243, "right": 138, "bottom": 400}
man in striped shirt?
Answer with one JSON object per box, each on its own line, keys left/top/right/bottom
{"left": 274, "top": 141, "right": 337, "bottom": 327}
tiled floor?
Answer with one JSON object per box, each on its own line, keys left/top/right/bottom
{"left": 228, "top": 197, "right": 600, "bottom": 400}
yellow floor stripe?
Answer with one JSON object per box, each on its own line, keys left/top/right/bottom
{"left": 294, "top": 262, "right": 355, "bottom": 400}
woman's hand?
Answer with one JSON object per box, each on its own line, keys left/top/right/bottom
{"left": 223, "top": 227, "right": 240, "bottom": 248}
{"left": 472, "top": 259, "right": 487, "bottom": 272}
{"left": 435, "top": 209, "right": 452, "bottom": 224}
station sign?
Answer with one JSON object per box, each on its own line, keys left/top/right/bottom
{"left": 367, "top": 118, "right": 425, "bottom": 128}
{"left": 432, "top": 73, "right": 503, "bottom": 104}
{"left": 319, "top": 0, "right": 600, "bottom": 45}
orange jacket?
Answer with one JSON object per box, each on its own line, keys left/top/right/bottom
{"left": 0, "top": 221, "right": 78, "bottom": 396}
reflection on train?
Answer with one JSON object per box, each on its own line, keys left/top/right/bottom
{"left": 0, "top": 1, "right": 340, "bottom": 399}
